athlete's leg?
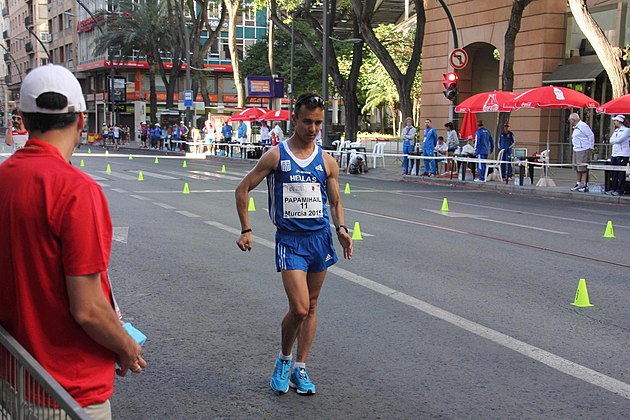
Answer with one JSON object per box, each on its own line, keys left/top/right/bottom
{"left": 295, "top": 270, "right": 326, "bottom": 363}
{"left": 280, "top": 269, "right": 310, "bottom": 357}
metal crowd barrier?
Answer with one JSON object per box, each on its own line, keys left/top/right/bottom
{"left": 0, "top": 325, "right": 89, "bottom": 420}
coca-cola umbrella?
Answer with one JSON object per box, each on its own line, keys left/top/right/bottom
{"left": 228, "top": 107, "right": 269, "bottom": 122}
{"left": 454, "top": 91, "right": 518, "bottom": 113}
{"left": 510, "top": 86, "right": 599, "bottom": 186}
{"left": 258, "top": 109, "right": 290, "bottom": 121}
{"left": 459, "top": 111, "right": 478, "bottom": 142}
{"left": 596, "top": 94, "right": 630, "bottom": 114}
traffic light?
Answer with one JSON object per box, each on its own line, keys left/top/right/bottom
{"left": 442, "top": 72, "right": 459, "bottom": 102}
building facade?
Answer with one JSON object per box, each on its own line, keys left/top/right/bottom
{"left": 421, "top": 0, "right": 629, "bottom": 162}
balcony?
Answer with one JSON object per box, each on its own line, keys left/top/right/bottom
{"left": 3, "top": 52, "right": 9, "bottom": 62}
{"left": 2, "top": 7, "right": 8, "bottom": 17}
{"left": 4, "top": 75, "right": 10, "bottom": 84}
{"left": 25, "top": 42, "right": 33, "bottom": 53}
{"left": 24, "top": 15, "right": 32, "bottom": 27}
{"left": 2, "top": 30, "right": 7, "bottom": 39}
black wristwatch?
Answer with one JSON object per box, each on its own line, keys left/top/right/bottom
{"left": 336, "top": 225, "right": 348, "bottom": 234}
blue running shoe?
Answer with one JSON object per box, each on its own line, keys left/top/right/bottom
{"left": 270, "top": 357, "right": 291, "bottom": 393}
{"left": 289, "top": 367, "right": 316, "bottom": 395}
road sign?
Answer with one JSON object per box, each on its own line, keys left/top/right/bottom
{"left": 449, "top": 49, "right": 468, "bottom": 70}
{"left": 183, "top": 89, "right": 193, "bottom": 107}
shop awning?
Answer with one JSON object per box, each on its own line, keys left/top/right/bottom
{"left": 542, "top": 62, "right": 604, "bottom": 84}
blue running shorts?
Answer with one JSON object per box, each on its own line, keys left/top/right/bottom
{"left": 275, "top": 228, "right": 338, "bottom": 272}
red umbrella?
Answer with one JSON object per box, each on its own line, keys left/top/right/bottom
{"left": 258, "top": 109, "right": 290, "bottom": 121}
{"left": 228, "top": 107, "right": 269, "bottom": 122}
{"left": 459, "top": 111, "right": 478, "bottom": 141}
{"left": 455, "top": 91, "right": 518, "bottom": 113}
{"left": 596, "top": 94, "right": 630, "bottom": 114}
{"left": 510, "top": 85, "right": 599, "bottom": 109}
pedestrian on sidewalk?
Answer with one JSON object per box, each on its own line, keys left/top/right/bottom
{"left": 0, "top": 64, "right": 146, "bottom": 420}
{"left": 606, "top": 114, "right": 630, "bottom": 196}
{"left": 568, "top": 113, "right": 594, "bottom": 192}
{"left": 401, "top": 117, "right": 416, "bottom": 175}
{"left": 474, "top": 120, "right": 494, "bottom": 182}
{"left": 235, "top": 92, "right": 353, "bottom": 396}
{"left": 499, "top": 121, "right": 515, "bottom": 179}
{"left": 422, "top": 119, "right": 438, "bottom": 176}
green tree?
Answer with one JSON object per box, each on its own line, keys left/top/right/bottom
{"left": 225, "top": 0, "right": 246, "bottom": 107}
{"left": 240, "top": 33, "right": 322, "bottom": 96}
{"left": 93, "top": 0, "right": 171, "bottom": 124}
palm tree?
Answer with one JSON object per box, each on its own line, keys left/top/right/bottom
{"left": 93, "top": 0, "right": 171, "bottom": 124}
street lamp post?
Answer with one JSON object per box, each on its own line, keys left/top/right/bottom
{"left": 321, "top": 0, "right": 329, "bottom": 147}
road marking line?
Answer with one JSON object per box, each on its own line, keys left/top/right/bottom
{"left": 205, "top": 219, "right": 630, "bottom": 401}
{"left": 152, "top": 202, "right": 176, "bottom": 209}
{"left": 129, "top": 194, "right": 149, "bottom": 201}
{"left": 111, "top": 188, "right": 128, "bottom": 193}
{"left": 189, "top": 170, "right": 242, "bottom": 181}
{"left": 128, "top": 170, "right": 178, "bottom": 180}
{"left": 423, "top": 209, "right": 568, "bottom": 234}
{"left": 112, "top": 226, "right": 129, "bottom": 243}
{"left": 96, "top": 171, "right": 137, "bottom": 180}
{"left": 132, "top": 189, "right": 235, "bottom": 194}
{"left": 97, "top": 182, "right": 110, "bottom": 188}
{"left": 176, "top": 210, "right": 200, "bottom": 218}
{"left": 87, "top": 174, "right": 109, "bottom": 181}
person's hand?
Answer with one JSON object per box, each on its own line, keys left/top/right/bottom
{"left": 236, "top": 232, "right": 253, "bottom": 252}
{"left": 116, "top": 339, "right": 147, "bottom": 377}
{"left": 337, "top": 231, "right": 353, "bottom": 259}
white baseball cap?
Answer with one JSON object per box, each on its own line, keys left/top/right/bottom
{"left": 612, "top": 115, "right": 625, "bottom": 123}
{"left": 20, "top": 64, "right": 86, "bottom": 114}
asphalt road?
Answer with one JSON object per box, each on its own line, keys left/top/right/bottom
{"left": 6, "top": 148, "right": 630, "bottom": 419}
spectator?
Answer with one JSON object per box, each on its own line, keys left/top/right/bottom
{"left": 421, "top": 119, "right": 438, "bottom": 176}
{"left": 499, "top": 121, "right": 516, "bottom": 179}
{"left": 401, "top": 117, "right": 416, "bottom": 175}
{"left": 474, "top": 120, "right": 494, "bottom": 182}
{"left": 204, "top": 116, "right": 215, "bottom": 154}
{"left": 568, "top": 113, "right": 595, "bottom": 192}
{"left": 150, "top": 123, "right": 161, "bottom": 149}
{"left": 0, "top": 64, "right": 146, "bottom": 419}
{"left": 606, "top": 114, "right": 630, "bottom": 196}
{"left": 435, "top": 136, "right": 448, "bottom": 157}
{"left": 179, "top": 121, "right": 189, "bottom": 152}
{"left": 271, "top": 122, "right": 284, "bottom": 146}
{"left": 160, "top": 124, "right": 168, "bottom": 150}
{"left": 444, "top": 121, "right": 459, "bottom": 153}
{"left": 237, "top": 121, "right": 248, "bottom": 145}
{"left": 347, "top": 151, "right": 366, "bottom": 174}
{"left": 5, "top": 109, "right": 29, "bottom": 153}
{"left": 140, "top": 122, "right": 148, "bottom": 148}
{"left": 191, "top": 123, "right": 202, "bottom": 154}
{"left": 260, "top": 121, "right": 271, "bottom": 146}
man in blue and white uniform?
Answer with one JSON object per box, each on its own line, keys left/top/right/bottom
{"left": 235, "top": 93, "right": 353, "bottom": 396}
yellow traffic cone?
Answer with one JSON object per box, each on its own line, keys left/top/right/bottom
{"left": 183, "top": 182, "right": 190, "bottom": 194}
{"left": 351, "top": 221, "right": 363, "bottom": 240}
{"left": 221, "top": 164, "right": 226, "bottom": 173}
{"left": 105, "top": 150, "right": 109, "bottom": 156}
{"left": 106, "top": 163, "right": 112, "bottom": 174}
{"left": 344, "top": 183, "right": 351, "bottom": 194}
{"left": 182, "top": 160, "right": 187, "bottom": 168}
{"left": 571, "top": 278, "right": 594, "bottom": 307}
{"left": 248, "top": 196, "right": 256, "bottom": 211}
{"left": 138, "top": 171, "right": 144, "bottom": 181}
{"left": 88, "top": 148, "right": 92, "bottom": 154}
{"left": 129, "top": 154, "right": 133, "bottom": 160}
{"left": 441, "top": 198, "right": 449, "bottom": 212}
{"left": 603, "top": 221, "right": 615, "bottom": 238}
{"left": 154, "top": 157, "right": 159, "bottom": 164}
{"left": 80, "top": 159, "right": 85, "bottom": 167}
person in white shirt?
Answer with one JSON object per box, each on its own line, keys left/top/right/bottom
{"left": 568, "top": 113, "right": 595, "bottom": 192}
{"left": 607, "top": 114, "right": 630, "bottom": 196}
{"left": 270, "top": 122, "right": 284, "bottom": 146}
{"left": 5, "top": 111, "right": 29, "bottom": 152}
{"left": 347, "top": 151, "right": 365, "bottom": 174}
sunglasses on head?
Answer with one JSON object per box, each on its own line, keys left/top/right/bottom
{"left": 295, "top": 95, "right": 325, "bottom": 108}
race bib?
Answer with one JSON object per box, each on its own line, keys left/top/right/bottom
{"left": 283, "top": 183, "right": 323, "bottom": 218}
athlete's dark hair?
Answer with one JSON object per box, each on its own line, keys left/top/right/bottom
{"left": 294, "top": 92, "right": 325, "bottom": 117}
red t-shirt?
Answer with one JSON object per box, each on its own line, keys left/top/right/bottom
{"left": 0, "top": 139, "right": 115, "bottom": 407}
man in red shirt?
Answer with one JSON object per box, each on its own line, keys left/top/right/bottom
{"left": 0, "top": 64, "right": 146, "bottom": 419}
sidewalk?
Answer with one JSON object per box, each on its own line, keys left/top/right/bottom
{"left": 109, "top": 141, "right": 629, "bottom": 204}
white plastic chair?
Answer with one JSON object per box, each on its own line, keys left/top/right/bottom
{"left": 485, "top": 148, "right": 504, "bottom": 182}
{"left": 370, "top": 142, "right": 386, "bottom": 168}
